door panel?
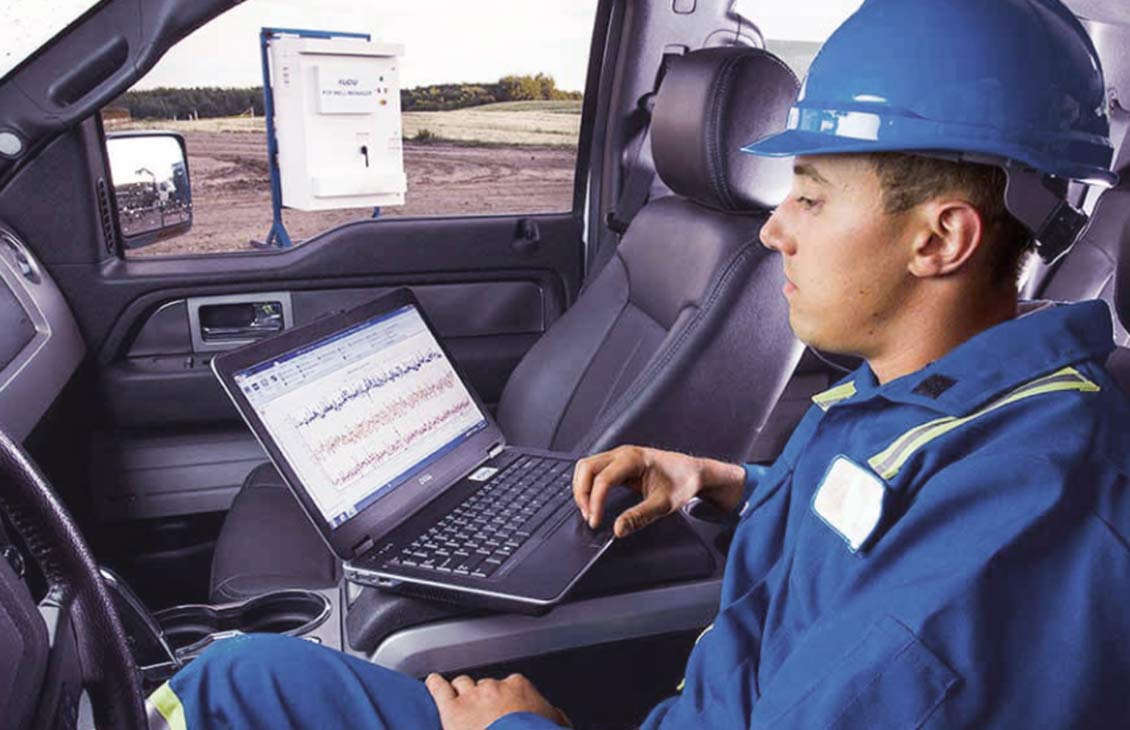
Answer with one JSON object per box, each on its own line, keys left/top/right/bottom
{"left": 91, "top": 429, "right": 265, "bottom": 520}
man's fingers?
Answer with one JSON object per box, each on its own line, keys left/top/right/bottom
{"left": 572, "top": 452, "right": 613, "bottom": 519}
{"left": 450, "top": 675, "right": 476, "bottom": 695}
{"left": 424, "top": 673, "right": 455, "bottom": 704}
{"left": 613, "top": 492, "right": 671, "bottom": 538}
{"left": 587, "top": 455, "right": 644, "bottom": 529}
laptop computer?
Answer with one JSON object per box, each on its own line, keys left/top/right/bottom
{"left": 212, "top": 288, "right": 636, "bottom": 614}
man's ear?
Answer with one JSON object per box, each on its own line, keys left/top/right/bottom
{"left": 907, "top": 200, "right": 984, "bottom": 279}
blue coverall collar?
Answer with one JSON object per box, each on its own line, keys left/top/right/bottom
{"left": 820, "top": 300, "right": 1115, "bottom": 417}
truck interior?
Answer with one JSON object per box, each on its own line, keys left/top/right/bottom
{"left": 0, "top": 0, "right": 1128, "bottom": 728}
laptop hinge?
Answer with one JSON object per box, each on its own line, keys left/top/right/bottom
{"left": 351, "top": 536, "right": 375, "bottom": 559}
{"left": 489, "top": 442, "right": 505, "bottom": 459}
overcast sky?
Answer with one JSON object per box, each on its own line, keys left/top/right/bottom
{"left": 7, "top": 0, "right": 863, "bottom": 90}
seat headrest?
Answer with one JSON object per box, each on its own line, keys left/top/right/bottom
{"left": 651, "top": 47, "right": 799, "bottom": 212}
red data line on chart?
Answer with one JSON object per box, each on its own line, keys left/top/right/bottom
{"left": 258, "top": 330, "right": 483, "bottom": 512}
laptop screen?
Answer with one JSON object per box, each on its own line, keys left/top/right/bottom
{"left": 233, "top": 303, "right": 489, "bottom": 529}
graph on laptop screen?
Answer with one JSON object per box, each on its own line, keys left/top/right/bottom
{"left": 234, "top": 304, "right": 488, "bottom": 528}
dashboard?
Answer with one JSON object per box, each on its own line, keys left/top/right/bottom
{"left": 0, "top": 224, "right": 85, "bottom": 442}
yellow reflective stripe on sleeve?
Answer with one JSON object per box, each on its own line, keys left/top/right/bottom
{"left": 146, "top": 682, "right": 188, "bottom": 730}
{"left": 675, "top": 622, "right": 715, "bottom": 692}
{"left": 868, "top": 366, "right": 1099, "bottom": 480}
{"left": 812, "top": 381, "right": 857, "bottom": 411}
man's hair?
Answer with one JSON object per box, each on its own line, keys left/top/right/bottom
{"left": 869, "top": 153, "right": 1032, "bottom": 286}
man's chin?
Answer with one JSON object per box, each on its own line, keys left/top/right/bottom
{"left": 787, "top": 313, "right": 820, "bottom": 349}
{"left": 789, "top": 317, "right": 852, "bottom": 357}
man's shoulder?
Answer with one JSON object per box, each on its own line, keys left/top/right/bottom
{"left": 850, "top": 355, "right": 1128, "bottom": 489}
{"left": 918, "top": 356, "right": 1130, "bottom": 507}
{"left": 1065, "top": 357, "right": 1130, "bottom": 466}
{"left": 961, "top": 359, "right": 1126, "bottom": 458}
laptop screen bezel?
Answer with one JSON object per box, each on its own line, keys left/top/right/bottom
{"left": 211, "top": 287, "right": 507, "bottom": 560}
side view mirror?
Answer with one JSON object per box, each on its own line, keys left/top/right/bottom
{"left": 105, "top": 131, "right": 193, "bottom": 249}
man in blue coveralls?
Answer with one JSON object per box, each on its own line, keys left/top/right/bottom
{"left": 147, "top": 0, "right": 1130, "bottom": 727}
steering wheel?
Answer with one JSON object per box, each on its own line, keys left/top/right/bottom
{"left": 0, "top": 427, "right": 146, "bottom": 729}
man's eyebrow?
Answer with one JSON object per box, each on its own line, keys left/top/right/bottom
{"left": 794, "top": 163, "right": 830, "bottom": 185}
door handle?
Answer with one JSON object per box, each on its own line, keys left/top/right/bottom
{"left": 188, "top": 292, "right": 293, "bottom": 352}
{"left": 199, "top": 301, "right": 284, "bottom": 341}
{"left": 513, "top": 219, "right": 541, "bottom": 254}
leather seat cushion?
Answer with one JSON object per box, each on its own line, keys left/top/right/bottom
{"left": 209, "top": 463, "right": 338, "bottom": 603}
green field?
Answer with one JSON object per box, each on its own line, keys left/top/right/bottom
{"left": 473, "top": 100, "right": 582, "bottom": 114}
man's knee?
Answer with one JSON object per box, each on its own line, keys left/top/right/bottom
{"left": 161, "top": 632, "right": 322, "bottom": 714}
{"left": 157, "top": 633, "right": 441, "bottom": 730}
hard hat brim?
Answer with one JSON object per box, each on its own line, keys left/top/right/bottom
{"left": 742, "top": 129, "right": 1119, "bottom": 187}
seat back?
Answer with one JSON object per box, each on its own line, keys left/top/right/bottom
{"left": 497, "top": 47, "right": 803, "bottom": 461}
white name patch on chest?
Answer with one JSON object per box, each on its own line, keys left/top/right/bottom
{"left": 812, "top": 456, "right": 886, "bottom": 553}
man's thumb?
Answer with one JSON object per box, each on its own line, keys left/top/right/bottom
{"left": 613, "top": 494, "right": 666, "bottom": 537}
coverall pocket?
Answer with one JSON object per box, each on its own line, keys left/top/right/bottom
{"left": 749, "top": 616, "right": 960, "bottom": 730}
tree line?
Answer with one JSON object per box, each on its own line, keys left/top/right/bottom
{"left": 110, "top": 74, "right": 581, "bottom": 120}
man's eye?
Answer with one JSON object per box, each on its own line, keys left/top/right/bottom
{"left": 795, "top": 196, "right": 820, "bottom": 210}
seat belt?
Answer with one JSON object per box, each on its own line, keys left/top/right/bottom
{"left": 587, "top": 51, "right": 682, "bottom": 286}
{"left": 587, "top": 121, "right": 655, "bottom": 285}
{"left": 603, "top": 109, "right": 658, "bottom": 238}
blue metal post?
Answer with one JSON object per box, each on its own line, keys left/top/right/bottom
{"left": 257, "top": 27, "right": 373, "bottom": 249}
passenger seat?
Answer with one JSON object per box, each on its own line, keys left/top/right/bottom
{"left": 209, "top": 47, "right": 804, "bottom": 603}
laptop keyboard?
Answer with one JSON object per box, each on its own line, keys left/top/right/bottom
{"left": 384, "top": 455, "right": 575, "bottom": 578}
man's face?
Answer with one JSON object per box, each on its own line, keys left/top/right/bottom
{"left": 759, "top": 155, "right": 915, "bottom": 358}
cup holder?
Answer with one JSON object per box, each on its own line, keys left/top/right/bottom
{"left": 154, "top": 589, "right": 332, "bottom": 659}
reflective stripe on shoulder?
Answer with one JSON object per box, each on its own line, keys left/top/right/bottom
{"left": 146, "top": 682, "right": 188, "bottom": 730}
{"left": 868, "top": 366, "right": 1099, "bottom": 480}
{"left": 812, "top": 381, "right": 857, "bottom": 411}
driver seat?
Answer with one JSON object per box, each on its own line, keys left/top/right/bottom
{"left": 208, "top": 46, "right": 804, "bottom": 603}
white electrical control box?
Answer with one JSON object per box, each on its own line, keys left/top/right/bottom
{"left": 268, "top": 36, "right": 406, "bottom": 211}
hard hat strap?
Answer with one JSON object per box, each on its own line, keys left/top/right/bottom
{"left": 1002, "top": 163, "right": 1090, "bottom": 264}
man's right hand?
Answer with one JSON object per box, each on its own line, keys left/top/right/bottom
{"left": 571, "top": 445, "right": 747, "bottom": 538}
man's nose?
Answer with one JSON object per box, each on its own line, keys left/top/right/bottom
{"left": 760, "top": 208, "right": 794, "bottom": 255}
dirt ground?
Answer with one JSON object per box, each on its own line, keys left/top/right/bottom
{"left": 130, "top": 129, "right": 578, "bottom": 257}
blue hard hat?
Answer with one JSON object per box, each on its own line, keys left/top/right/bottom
{"left": 743, "top": 0, "right": 1117, "bottom": 186}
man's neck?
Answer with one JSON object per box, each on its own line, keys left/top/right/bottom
{"left": 867, "top": 288, "right": 1019, "bottom": 385}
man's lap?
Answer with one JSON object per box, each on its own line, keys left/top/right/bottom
{"left": 147, "top": 633, "right": 442, "bottom": 730}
